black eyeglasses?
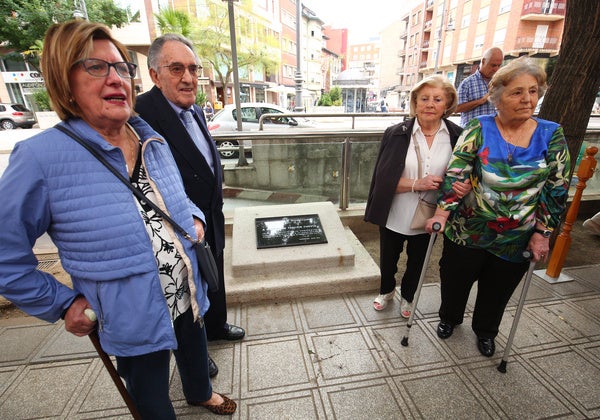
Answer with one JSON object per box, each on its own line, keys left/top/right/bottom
{"left": 160, "top": 63, "right": 202, "bottom": 77}
{"left": 75, "top": 58, "right": 137, "bottom": 79}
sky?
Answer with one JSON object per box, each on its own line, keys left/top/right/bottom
{"left": 303, "top": 0, "right": 418, "bottom": 43}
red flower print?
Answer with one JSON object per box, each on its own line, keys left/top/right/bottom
{"left": 487, "top": 217, "right": 519, "bottom": 233}
{"left": 478, "top": 147, "right": 489, "bottom": 165}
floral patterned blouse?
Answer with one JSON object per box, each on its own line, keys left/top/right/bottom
{"left": 130, "top": 148, "right": 191, "bottom": 321}
{"left": 437, "top": 115, "right": 571, "bottom": 262}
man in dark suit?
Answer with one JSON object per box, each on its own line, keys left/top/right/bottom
{"left": 136, "top": 34, "right": 245, "bottom": 377}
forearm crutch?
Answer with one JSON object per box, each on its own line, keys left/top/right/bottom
{"left": 401, "top": 222, "right": 441, "bottom": 347}
{"left": 497, "top": 250, "right": 535, "bottom": 373}
{"left": 85, "top": 310, "right": 142, "bottom": 419}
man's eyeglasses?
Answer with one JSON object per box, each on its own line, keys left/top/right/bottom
{"left": 75, "top": 58, "right": 137, "bottom": 79}
{"left": 160, "top": 63, "right": 202, "bottom": 77}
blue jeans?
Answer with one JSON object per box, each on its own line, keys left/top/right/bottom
{"left": 116, "top": 307, "right": 212, "bottom": 419}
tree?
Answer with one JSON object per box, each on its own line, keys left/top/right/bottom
{"left": 0, "top": 0, "right": 132, "bottom": 55}
{"left": 538, "top": 1, "right": 600, "bottom": 172}
{"left": 190, "top": 0, "right": 280, "bottom": 105}
{"left": 154, "top": 8, "right": 191, "bottom": 38}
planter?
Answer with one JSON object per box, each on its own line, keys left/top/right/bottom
{"left": 35, "top": 111, "right": 60, "bottom": 129}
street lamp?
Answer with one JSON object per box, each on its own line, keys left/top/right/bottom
{"left": 294, "top": 0, "right": 304, "bottom": 112}
{"left": 222, "top": 0, "right": 248, "bottom": 166}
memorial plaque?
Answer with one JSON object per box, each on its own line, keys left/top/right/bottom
{"left": 255, "top": 214, "right": 328, "bottom": 249}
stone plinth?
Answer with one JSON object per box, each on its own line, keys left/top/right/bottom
{"left": 226, "top": 202, "right": 380, "bottom": 303}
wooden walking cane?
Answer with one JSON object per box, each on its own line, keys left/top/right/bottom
{"left": 85, "top": 310, "right": 142, "bottom": 420}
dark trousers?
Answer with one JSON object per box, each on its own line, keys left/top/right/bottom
{"left": 204, "top": 252, "right": 228, "bottom": 339}
{"left": 116, "top": 308, "right": 212, "bottom": 419}
{"left": 379, "top": 226, "right": 430, "bottom": 302}
{"left": 438, "top": 236, "right": 529, "bottom": 339}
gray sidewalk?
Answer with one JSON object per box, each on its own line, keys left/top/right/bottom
{"left": 1, "top": 262, "right": 599, "bottom": 419}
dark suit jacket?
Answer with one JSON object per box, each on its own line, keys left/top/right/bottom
{"left": 136, "top": 86, "right": 225, "bottom": 255}
{"left": 364, "top": 117, "right": 463, "bottom": 227}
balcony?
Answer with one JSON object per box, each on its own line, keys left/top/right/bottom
{"left": 514, "top": 36, "right": 560, "bottom": 53}
{"left": 521, "top": 0, "right": 566, "bottom": 21}
{"left": 424, "top": 20, "right": 432, "bottom": 32}
{"left": 398, "top": 49, "right": 406, "bottom": 57}
{"left": 426, "top": 0, "right": 435, "bottom": 10}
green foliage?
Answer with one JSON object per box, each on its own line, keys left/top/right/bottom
{"left": 329, "top": 87, "right": 342, "bottom": 106}
{"left": 317, "top": 94, "right": 333, "bottom": 106}
{"left": 317, "top": 87, "right": 342, "bottom": 106}
{"left": 31, "top": 89, "right": 52, "bottom": 111}
{"left": 196, "top": 91, "right": 207, "bottom": 106}
{"left": 0, "top": 0, "right": 131, "bottom": 55}
{"left": 190, "top": 0, "right": 280, "bottom": 104}
{"left": 154, "top": 8, "right": 191, "bottom": 37}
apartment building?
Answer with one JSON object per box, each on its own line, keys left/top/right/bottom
{"left": 390, "top": 0, "right": 566, "bottom": 102}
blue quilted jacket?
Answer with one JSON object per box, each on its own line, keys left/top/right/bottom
{"left": 0, "top": 117, "right": 208, "bottom": 356}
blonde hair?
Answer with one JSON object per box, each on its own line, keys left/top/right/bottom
{"left": 409, "top": 75, "right": 458, "bottom": 118}
{"left": 488, "top": 57, "right": 547, "bottom": 107}
{"left": 41, "top": 20, "right": 135, "bottom": 121}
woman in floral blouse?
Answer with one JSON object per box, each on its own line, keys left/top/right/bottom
{"left": 426, "top": 57, "right": 570, "bottom": 357}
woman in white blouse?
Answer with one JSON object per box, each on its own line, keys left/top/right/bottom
{"left": 364, "top": 75, "right": 470, "bottom": 318}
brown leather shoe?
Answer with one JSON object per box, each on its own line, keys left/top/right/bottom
{"left": 188, "top": 393, "right": 237, "bottom": 415}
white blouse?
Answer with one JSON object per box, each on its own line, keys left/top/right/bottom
{"left": 386, "top": 120, "right": 453, "bottom": 235}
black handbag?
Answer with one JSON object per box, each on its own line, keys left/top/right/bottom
{"left": 54, "top": 125, "right": 219, "bottom": 292}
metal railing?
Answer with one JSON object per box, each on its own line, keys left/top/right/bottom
{"left": 258, "top": 111, "right": 410, "bottom": 130}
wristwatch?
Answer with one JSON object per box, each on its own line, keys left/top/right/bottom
{"left": 534, "top": 228, "right": 552, "bottom": 238}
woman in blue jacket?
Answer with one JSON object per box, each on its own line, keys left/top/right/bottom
{"left": 0, "top": 21, "right": 235, "bottom": 417}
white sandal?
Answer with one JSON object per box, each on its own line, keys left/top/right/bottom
{"left": 400, "top": 298, "right": 413, "bottom": 319}
{"left": 373, "top": 290, "right": 395, "bottom": 311}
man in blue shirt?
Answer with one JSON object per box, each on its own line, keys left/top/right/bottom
{"left": 456, "top": 47, "right": 504, "bottom": 126}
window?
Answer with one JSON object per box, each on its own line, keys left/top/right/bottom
{"left": 493, "top": 28, "right": 506, "bottom": 45}
{"left": 474, "top": 35, "right": 484, "bottom": 49}
{"left": 499, "top": 0, "right": 511, "bottom": 14}
{"left": 462, "top": 14, "right": 470, "bottom": 28}
{"left": 478, "top": 6, "right": 489, "bottom": 22}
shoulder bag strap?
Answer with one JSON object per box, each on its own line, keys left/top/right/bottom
{"left": 54, "top": 124, "right": 197, "bottom": 243}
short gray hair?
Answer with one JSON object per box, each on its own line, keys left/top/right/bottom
{"left": 488, "top": 57, "right": 547, "bottom": 106}
{"left": 147, "top": 33, "right": 198, "bottom": 70}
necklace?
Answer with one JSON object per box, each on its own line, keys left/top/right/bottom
{"left": 496, "top": 118, "right": 521, "bottom": 163}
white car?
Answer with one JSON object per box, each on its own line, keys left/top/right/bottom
{"left": 207, "top": 103, "right": 315, "bottom": 158}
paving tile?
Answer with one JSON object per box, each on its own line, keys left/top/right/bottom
{"left": 0, "top": 360, "right": 91, "bottom": 418}
{"left": 497, "top": 308, "right": 564, "bottom": 352}
{"left": 529, "top": 302, "right": 600, "bottom": 342}
{"left": 529, "top": 348, "right": 600, "bottom": 414}
{"left": 398, "top": 368, "right": 495, "bottom": 419}
{"left": 572, "top": 296, "right": 600, "bottom": 318}
{"left": 0, "top": 324, "right": 56, "bottom": 366}
{"left": 299, "top": 295, "right": 359, "bottom": 330}
{"left": 242, "top": 336, "right": 314, "bottom": 395}
{"left": 471, "top": 361, "right": 574, "bottom": 419}
{"left": 242, "top": 389, "right": 325, "bottom": 419}
{"left": 322, "top": 379, "right": 407, "bottom": 419}
{"left": 243, "top": 300, "right": 300, "bottom": 338}
{"left": 371, "top": 323, "right": 449, "bottom": 372}
{"left": 309, "top": 329, "right": 382, "bottom": 383}
{"left": 31, "top": 323, "right": 96, "bottom": 363}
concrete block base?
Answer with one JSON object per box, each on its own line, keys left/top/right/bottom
{"left": 225, "top": 202, "right": 380, "bottom": 303}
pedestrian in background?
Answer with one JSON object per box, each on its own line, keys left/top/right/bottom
{"left": 135, "top": 34, "right": 245, "bottom": 379}
{"left": 456, "top": 47, "right": 504, "bottom": 127}
{"left": 365, "top": 75, "right": 471, "bottom": 318}
{"left": 0, "top": 20, "right": 236, "bottom": 417}
{"left": 427, "top": 57, "right": 570, "bottom": 358}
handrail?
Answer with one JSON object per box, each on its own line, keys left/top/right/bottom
{"left": 258, "top": 112, "right": 410, "bottom": 130}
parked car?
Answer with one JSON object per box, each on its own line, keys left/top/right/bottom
{"left": 207, "top": 102, "right": 315, "bottom": 158}
{"left": 0, "top": 103, "right": 36, "bottom": 130}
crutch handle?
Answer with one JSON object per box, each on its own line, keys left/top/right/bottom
{"left": 522, "top": 249, "right": 532, "bottom": 259}
{"left": 432, "top": 222, "right": 441, "bottom": 232}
